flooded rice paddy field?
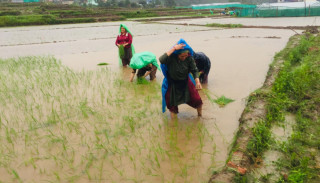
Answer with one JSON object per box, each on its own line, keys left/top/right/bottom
{"left": 0, "top": 18, "right": 301, "bottom": 182}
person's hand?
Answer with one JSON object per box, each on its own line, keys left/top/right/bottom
{"left": 144, "top": 71, "right": 151, "bottom": 78}
{"left": 129, "top": 73, "right": 135, "bottom": 82}
{"left": 195, "top": 78, "right": 202, "bottom": 90}
{"left": 174, "top": 43, "right": 186, "bottom": 50}
{"left": 196, "top": 82, "right": 202, "bottom": 90}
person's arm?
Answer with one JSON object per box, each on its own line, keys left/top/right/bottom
{"left": 160, "top": 43, "right": 186, "bottom": 64}
{"left": 143, "top": 71, "right": 151, "bottom": 78}
{"left": 115, "top": 36, "right": 120, "bottom": 47}
{"left": 130, "top": 69, "right": 136, "bottom": 82}
{"left": 195, "top": 78, "right": 202, "bottom": 90}
{"left": 189, "top": 58, "right": 202, "bottom": 90}
{"left": 166, "top": 43, "right": 185, "bottom": 56}
{"left": 143, "top": 65, "right": 155, "bottom": 78}
{"left": 204, "top": 56, "right": 211, "bottom": 74}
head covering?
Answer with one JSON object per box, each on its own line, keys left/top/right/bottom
{"left": 119, "top": 24, "right": 133, "bottom": 35}
{"left": 173, "top": 38, "right": 194, "bottom": 56}
{"left": 129, "top": 51, "right": 160, "bottom": 70}
{"left": 175, "top": 49, "right": 189, "bottom": 55}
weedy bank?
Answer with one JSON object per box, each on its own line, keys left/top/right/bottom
{"left": 210, "top": 33, "right": 320, "bottom": 182}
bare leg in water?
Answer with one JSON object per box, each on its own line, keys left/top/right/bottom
{"left": 170, "top": 112, "right": 177, "bottom": 119}
{"left": 197, "top": 105, "right": 202, "bottom": 117}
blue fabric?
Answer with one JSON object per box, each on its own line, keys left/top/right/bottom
{"left": 173, "top": 38, "right": 195, "bottom": 56}
{"left": 189, "top": 73, "right": 196, "bottom": 85}
{"left": 161, "top": 64, "right": 168, "bottom": 113}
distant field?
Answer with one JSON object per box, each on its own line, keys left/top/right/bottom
{"left": 0, "top": 3, "right": 214, "bottom": 27}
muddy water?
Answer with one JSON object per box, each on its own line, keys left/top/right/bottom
{"left": 0, "top": 19, "right": 300, "bottom": 182}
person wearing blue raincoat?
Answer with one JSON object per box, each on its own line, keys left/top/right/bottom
{"left": 160, "top": 39, "right": 203, "bottom": 119}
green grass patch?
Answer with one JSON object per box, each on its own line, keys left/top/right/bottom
{"left": 206, "top": 23, "right": 243, "bottom": 28}
{"left": 0, "top": 10, "right": 21, "bottom": 16}
{"left": 213, "top": 95, "right": 235, "bottom": 107}
{"left": 0, "top": 14, "right": 95, "bottom": 27}
{"left": 246, "top": 120, "right": 272, "bottom": 163}
{"left": 97, "top": 62, "right": 109, "bottom": 66}
{"left": 203, "top": 89, "right": 234, "bottom": 107}
{"left": 244, "top": 33, "right": 320, "bottom": 182}
{"left": 136, "top": 77, "right": 150, "bottom": 85}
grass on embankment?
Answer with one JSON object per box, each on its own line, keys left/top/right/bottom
{"left": 206, "top": 23, "right": 243, "bottom": 28}
{"left": 0, "top": 15, "right": 96, "bottom": 27}
{"left": 234, "top": 33, "right": 320, "bottom": 182}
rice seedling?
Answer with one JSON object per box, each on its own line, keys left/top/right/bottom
{"left": 97, "top": 62, "right": 109, "bottom": 66}
{"left": 213, "top": 96, "right": 235, "bottom": 107}
{"left": 11, "top": 169, "right": 22, "bottom": 183}
{"left": 203, "top": 89, "right": 234, "bottom": 107}
{"left": 0, "top": 56, "right": 219, "bottom": 182}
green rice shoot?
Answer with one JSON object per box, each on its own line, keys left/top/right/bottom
{"left": 214, "top": 95, "right": 235, "bottom": 107}
{"left": 97, "top": 62, "right": 109, "bottom": 66}
{"left": 0, "top": 56, "right": 218, "bottom": 183}
{"left": 118, "top": 45, "right": 125, "bottom": 59}
{"left": 203, "top": 89, "right": 234, "bottom": 107}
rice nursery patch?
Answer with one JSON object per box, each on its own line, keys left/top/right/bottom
{"left": 213, "top": 96, "right": 235, "bottom": 107}
{"left": 203, "top": 89, "right": 234, "bottom": 107}
{"left": 97, "top": 62, "right": 109, "bottom": 66}
{"left": 136, "top": 77, "right": 150, "bottom": 85}
{"left": 0, "top": 56, "right": 217, "bottom": 182}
